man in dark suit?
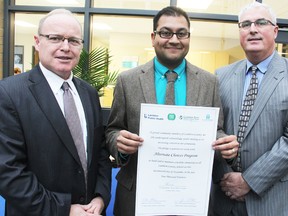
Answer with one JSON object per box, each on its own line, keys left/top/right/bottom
{"left": 211, "top": 2, "right": 288, "bottom": 216}
{"left": 0, "top": 9, "right": 111, "bottom": 216}
{"left": 106, "top": 6, "right": 239, "bottom": 216}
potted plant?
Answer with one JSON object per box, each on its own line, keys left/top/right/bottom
{"left": 73, "top": 47, "right": 118, "bottom": 97}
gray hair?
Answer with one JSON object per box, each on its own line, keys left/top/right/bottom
{"left": 38, "top": 9, "right": 82, "bottom": 35}
{"left": 238, "top": 1, "right": 277, "bottom": 25}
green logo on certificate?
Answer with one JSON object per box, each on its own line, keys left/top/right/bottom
{"left": 167, "top": 113, "right": 176, "bottom": 120}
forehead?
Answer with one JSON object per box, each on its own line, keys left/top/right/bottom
{"left": 41, "top": 14, "right": 82, "bottom": 35}
{"left": 157, "top": 15, "right": 189, "bottom": 30}
{"left": 240, "top": 6, "right": 272, "bottom": 21}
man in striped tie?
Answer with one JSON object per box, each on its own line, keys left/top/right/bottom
{"left": 212, "top": 2, "right": 288, "bottom": 216}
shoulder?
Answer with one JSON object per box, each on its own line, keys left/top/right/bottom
{"left": 271, "top": 52, "right": 288, "bottom": 68}
{"left": 119, "top": 60, "right": 153, "bottom": 77}
{"left": 117, "top": 60, "right": 154, "bottom": 80}
{"left": 0, "top": 68, "right": 34, "bottom": 92}
{"left": 216, "top": 60, "right": 245, "bottom": 77}
{"left": 186, "top": 61, "right": 216, "bottom": 81}
{"left": 73, "top": 77, "right": 99, "bottom": 98}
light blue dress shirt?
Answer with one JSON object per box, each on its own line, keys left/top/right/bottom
{"left": 242, "top": 51, "right": 275, "bottom": 101}
{"left": 154, "top": 57, "right": 187, "bottom": 105}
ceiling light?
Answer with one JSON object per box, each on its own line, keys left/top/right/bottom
{"left": 177, "top": 0, "right": 213, "bottom": 10}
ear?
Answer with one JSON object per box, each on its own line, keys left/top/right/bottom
{"left": 34, "top": 35, "right": 40, "bottom": 51}
{"left": 274, "top": 25, "right": 279, "bottom": 39}
{"left": 151, "top": 32, "right": 156, "bottom": 47}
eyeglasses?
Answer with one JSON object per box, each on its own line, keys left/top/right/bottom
{"left": 39, "top": 34, "right": 84, "bottom": 46}
{"left": 238, "top": 18, "right": 275, "bottom": 30}
{"left": 154, "top": 31, "right": 190, "bottom": 39}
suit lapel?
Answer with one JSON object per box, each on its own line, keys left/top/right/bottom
{"left": 139, "top": 60, "right": 157, "bottom": 104}
{"left": 28, "top": 66, "right": 82, "bottom": 166}
{"left": 185, "top": 63, "right": 200, "bottom": 106}
{"left": 231, "top": 62, "right": 247, "bottom": 134}
{"left": 74, "top": 78, "right": 94, "bottom": 167}
{"left": 244, "top": 54, "right": 286, "bottom": 138}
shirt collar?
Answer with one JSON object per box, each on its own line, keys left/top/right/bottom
{"left": 246, "top": 51, "right": 275, "bottom": 75}
{"left": 40, "top": 62, "right": 76, "bottom": 95}
{"left": 154, "top": 57, "right": 186, "bottom": 78}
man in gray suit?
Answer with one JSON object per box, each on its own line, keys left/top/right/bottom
{"left": 211, "top": 2, "right": 288, "bottom": 216}
{"left": 106, "top": 6, "right": 239, "bottom": 216}
{"left": 0, "top": 9, "right": 111, "bottom": 216}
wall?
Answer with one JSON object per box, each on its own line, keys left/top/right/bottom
{"left": 15, "top": 33, "right": 36, "bottom": 72}
{"left": 0, "top": 0, "right": 3, "bottom": 79}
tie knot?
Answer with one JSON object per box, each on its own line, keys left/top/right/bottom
{"left": 62, "top": 82, "right": 70, "bottom": 91}
{"left": 251, "top": 65, "right": 257, "bottom": 75}
{"left": 165, "top": 71, "right": 178, "bottom": 83}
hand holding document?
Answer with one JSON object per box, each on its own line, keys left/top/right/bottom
{"left": 136, "top": 104, "right": 219, "bottom": 216}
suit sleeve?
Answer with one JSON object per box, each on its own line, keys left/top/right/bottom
{"left": 214, "top": 76, "right": 226, "bottom": 139}
{"left": 243, "top": 122, "right": 288, "bottom": 197}
{"left": 212, "top": 75, "right": 234, "bottom": 183}
{"left": 92, "top": 93, "right": 112, "bottom": 207}
{"left": 105, "top": 75, "right": 130, "bottom": 166}
{"left": 0, "top": 84, "right": 71, "bottom": 215}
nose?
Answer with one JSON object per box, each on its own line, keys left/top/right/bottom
{"left": 60, "top": 39, "right": 70, "bottom": 51}
{"left": 169, "top": 33, "right": 180, "bottom": 42}
{"left": 249, "top": 22, "right": 258, "bottom": 32}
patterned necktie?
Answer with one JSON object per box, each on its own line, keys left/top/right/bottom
{"left": 62, "top": 82, "right": 87, "bottom": 183}
{"left": 165, "top": 71, "right": 178, "bottom": 105}
{"left": 235, "top": 65, "right": 258, "bottom": 172}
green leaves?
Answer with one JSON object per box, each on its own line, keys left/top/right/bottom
{"left": 73, "top": 47, "right": 118, "bottom": 96}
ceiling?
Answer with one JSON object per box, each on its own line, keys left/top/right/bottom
{"left": 13, "top": 0, "right": 288, "bottom": 39}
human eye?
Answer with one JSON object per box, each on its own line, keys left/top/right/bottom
{"left": 240, "top": 21, "right": 252, "bottom": 28}
{"left": 68, "top": 37, "right": 82, "bottom": 46}
{"left": 177, "top": 32, "right": 188, "bottom": 38}
{"left": 160, "top": 31, "right": 172, "bottom": 38}
{"left": 255, "top": 19, "right": 269, "bottom": 26}
{"left": 48, "top": 35, "right": 63, "bottom": 43}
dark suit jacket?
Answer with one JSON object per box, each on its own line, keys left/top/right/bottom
{"left": 105, "top": 59, "right": 226, "bottom": 216}
{"left": 0, "top": 65, "right": 111, "bottom": 216}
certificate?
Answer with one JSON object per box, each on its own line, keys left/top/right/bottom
{"left": 136, "top": 104, "right": 219, "bottom": 216}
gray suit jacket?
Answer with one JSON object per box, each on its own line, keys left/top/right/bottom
{"left": 212, "top": 52, "right": 288, "bottom": 216}
{"left": 106, "top": 59, "right": 226, "bottom": 216}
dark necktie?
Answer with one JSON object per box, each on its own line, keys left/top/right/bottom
{"left": 235, "top": 65, "right": 258, "bottom": 172}
{"left": 62, "top": 82, "right": 87, "bottom": 182}
{"left": 165, "top": 71, "right": 178, "bottom": 105}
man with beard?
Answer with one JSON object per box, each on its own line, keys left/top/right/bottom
{"left": 106, "top": 6, "right": 238, "bottom": 216}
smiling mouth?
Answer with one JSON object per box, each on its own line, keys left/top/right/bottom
{"left": 57, "top": 56, "right": 72, "bottom": 60}
{"left": 248, "top": 38, "right": 261, "bottom": 42}
{"left": 166, "top": 46, "right": 182, "bottom": 50}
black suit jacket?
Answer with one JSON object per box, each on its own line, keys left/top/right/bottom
{"left": 0, "top": 65, "right": 111, "bottom": 216}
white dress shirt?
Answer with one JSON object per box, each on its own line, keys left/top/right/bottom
{"left": 40, "top": 63, "right": 88, "bottom": 154}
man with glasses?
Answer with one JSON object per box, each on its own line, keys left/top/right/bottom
{"left": 211, "top": 2, "right": 288, "bottom": 216}
{"left": 106, "top": 6, "right": 239, "bottom": 216}
{"left": 0, "top": 9, "right": 111, "bottom": 216}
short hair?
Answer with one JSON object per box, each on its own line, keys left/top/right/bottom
{"left": 153, "top": 6, "right": 190, "bottom": 31}
{"left": 238, "top": 2, "right": 277, "bottom": 25}
{"left": 38, "top": 9, "right": 82, "bottom": 35}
